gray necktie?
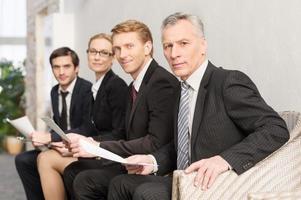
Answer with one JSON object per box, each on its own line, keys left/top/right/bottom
{"left": 177, "top": 81, "right": 190, "bottom": 170}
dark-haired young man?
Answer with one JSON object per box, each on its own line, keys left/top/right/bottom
{"left": 15, "top": 47, "right": 92, "bottom": 200}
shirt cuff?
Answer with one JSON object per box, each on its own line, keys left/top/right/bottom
{"left": 147, "top": 154, "right": 158, "bottom": 173}
{"left": 225, "top": 160, "right": 232, "bottom": 170}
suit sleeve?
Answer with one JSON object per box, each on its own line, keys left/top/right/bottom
{"left": 152, "top": 140, "right": 177, "bottom": 175}
{"left": 68, "top": 95, "right": 94, "bottom": 136}
{"left": 100, "top": 78, "right": 127, "bottom": 141}
{"left": 50, "top": 87, "right": 62, "bottom": 142}
{"left": 99, "top": 78, "right": 177, "bottom": 157}
{"left": 68, "top": 82, "right": 94, "bottom": 136}
{"left": 80, "top": 83, "right": 94, "bottom": 131}
{"left": 220, "top": 71, "right": 289, "bottom": 174}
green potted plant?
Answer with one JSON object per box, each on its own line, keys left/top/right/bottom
{"left": 0, "top": 60, "right": 25, "bottom": 154}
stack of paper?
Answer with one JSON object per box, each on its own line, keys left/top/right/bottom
{"left": 6, "top": 116, "right": 35, "bottom": 137}
{"left": 79, "top": 139, "right": 156, "bottom": 166}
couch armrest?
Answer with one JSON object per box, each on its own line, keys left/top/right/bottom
{"left": 172, "top": 170, "right": 238, "bottom": 200}
{"left": 172, "top": 111, "right": 301, "bottom": 200}
{"left": 248, "top": 188, "right": 301, "bottom": 200}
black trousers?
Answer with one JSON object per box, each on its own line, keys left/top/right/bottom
{"left": 15, "top": 150, "right": 44, "bottom": 200}
{"left": 63, "top": 159, "right": 126, "bottom": 200}
{"left": 108, "top": 174, "right": 172, "bottom": 200}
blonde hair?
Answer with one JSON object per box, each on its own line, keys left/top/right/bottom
{"left": 87, "top": 33, "right": 113, "bottom": 49}
{"left": 111, "top": 20, "right": 153, "bottom": 56}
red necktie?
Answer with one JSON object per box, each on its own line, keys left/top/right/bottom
{"left": 131, "top": 85, "right": 137, "bottom": 104}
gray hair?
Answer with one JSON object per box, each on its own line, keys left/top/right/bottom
{"left": 161, "top": 12, "right": 205, "bottom": 37}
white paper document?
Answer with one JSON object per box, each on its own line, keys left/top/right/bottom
{"left": 40, "top": 117, "right": 71, "bottom": 143}
{"left": 79, "top": 139, "right": 157, "bottom": 167}
{"left": 6, "top": 116, "right": 35, "bottom": 137}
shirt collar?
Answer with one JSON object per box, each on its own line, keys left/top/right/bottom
{"left": 185, "top": 59, "right": 208, "bottom": 91}
{"left": 132, "top": 58, "right": 153, "bottom": 92}
{"left": 92, "top": 74, "right": 105, "bottom": 99}
{"left": 59, "top": 76, "right": 77, "bottom": 94}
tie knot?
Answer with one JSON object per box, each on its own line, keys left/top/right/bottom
{"left": 181, "top": 81, "right": 190, "bottom": 90}
{"left": 132, "top": 85, "right": 137, "bottom": 94}
{"left": 60, "top": 91, "right": 69, "bottom": 98}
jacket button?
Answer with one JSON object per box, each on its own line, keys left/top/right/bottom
{"left": 243, "top": 162, "right": 253, "bottom": 170}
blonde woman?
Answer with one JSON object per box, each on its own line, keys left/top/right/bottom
{"left": 37, "top": 33, "right": 127, "bottom": 200}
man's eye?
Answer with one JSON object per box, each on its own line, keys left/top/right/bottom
{"left": 163, "top": 44, "right": 172, "bottom": 50}
{"left": 180, "top": 41, "right": 188, "bottom": 46}
{"left": 126, "top": 44, "right": 134, "bottom": 49}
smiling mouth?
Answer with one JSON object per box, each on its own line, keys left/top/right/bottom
{"left": 121, "top": 60, "right": 132, "bottom": 65}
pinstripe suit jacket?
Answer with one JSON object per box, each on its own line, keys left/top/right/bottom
{"left": 154, "top": 61, "right": 289, "bottom": 175}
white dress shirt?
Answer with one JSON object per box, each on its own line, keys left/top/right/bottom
{"left": 151, "top": 60, "right": 209, "bottom": 173}
{"left": 92, "top": 75, "right": 105, "bottom": 100}
{"left": 58, "top": 77, "right": 77, "bottom": 130}
{"left": 132, "top": 58, "right": 153, "bottom": 92}
{"left": 185, "top": 59, "right": 208, "bottom": 159}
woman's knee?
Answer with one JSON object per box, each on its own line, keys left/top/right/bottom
{"left": 37, "top": 149, "right": 58, "bottom": 168}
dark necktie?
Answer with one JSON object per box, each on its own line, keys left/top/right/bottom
{"left": 177, "top": 81, "right": 190, "bottom": 170}
{"left": 59, "top": 91, "right": 69, "bottom": 131}
{"left": 131, "top": 85, "right": 137, "bottom": 104}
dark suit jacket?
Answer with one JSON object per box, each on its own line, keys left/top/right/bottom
{"left": 99, "top": 60, "right": 179, "bottom": 157}
{"left": 51, "top": 76, "right": 92, "bottom": 141}
{"left": 154, "top": 61, "right": 289, "bottom": 175}
{"left": 76, "top": 70, "right": 128, "bottom": 140}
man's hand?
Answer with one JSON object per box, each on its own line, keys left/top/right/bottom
{"left": 66, "top": 133, "right": 87, "bottom": 143}
{"left": 125, "top": 155, "right": 154, "bottom": 175}
{"left": 29, "top": 131, "right": 51, "bottom": 147}
{"left": 185, "top": 155, "right": 230, "bottom": 190}
{"left": 67, "top": 133, "right": 99, "bottom": 158}
{"left": 51, "top": 142, "right": 72, "bottom": 157}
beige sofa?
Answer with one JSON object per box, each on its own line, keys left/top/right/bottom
{"left": 172, "top": 111, "right": 301, "bottom": 200}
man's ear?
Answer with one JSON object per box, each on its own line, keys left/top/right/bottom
{"left": 144, "top": 41, "right": 153, "bottom": 56}
{"left": 200, "top": 38, "right": 207, "bottom": 55}
{"left": 75, "top": 66, "right": 79, "bottom": 74}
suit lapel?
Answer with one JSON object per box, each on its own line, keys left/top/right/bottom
{"left": 190, "top": 63, "right": 215, "bottom": 147}
{"left": 125, "top": 83, "right": 133, "bottom": 134}
{"left": 94, "top": 70, "right": 113, "bottom": 105}
{"left": 173, "top": 83, "right": 181, "bottom": 149}
{"left": 52, "top": 85, "right": 60, "bottom": 123}
{"left": 127, "top": 60, "right": 157, "bottom": 133}
{"left": 69, "top": 77, "right": 81, "bottom": 122}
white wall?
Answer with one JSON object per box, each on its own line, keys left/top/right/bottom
{"left": 63, "top": 0, "right": 301, "bottom": 112}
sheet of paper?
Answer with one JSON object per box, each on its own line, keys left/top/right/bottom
{"left": 6, "top": 116, "right": 35, "bottom": 137}
{"left": 79, "top": 139, "right": 156, "bottom": 166}
{"left": 79, "top": 139, "right": 126, "bottom": 163}
{"left": 40, "top": 117, "right": 71, "bottom": 143}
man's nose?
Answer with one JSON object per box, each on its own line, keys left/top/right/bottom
{"left": 119, "top": 48, "right": 127, "bottom": 59}
{"left": 59, "top": 67, "right": 65, "bottom": 74}
{"left": 170, "top": 46, "right": 180, "bottom": 59}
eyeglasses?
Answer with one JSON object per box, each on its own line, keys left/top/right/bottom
{"left": 86, "top": 49, "right": 113, "bottom": 57}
